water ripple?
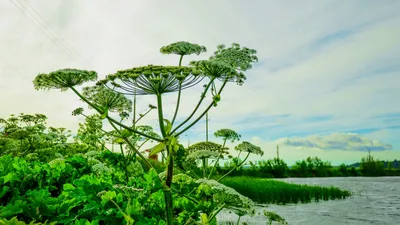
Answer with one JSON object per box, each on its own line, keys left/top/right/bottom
{"left": 217, "top": 177, "right": 400, "bottom": 225}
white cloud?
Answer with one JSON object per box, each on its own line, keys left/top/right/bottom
{"left": 277, "top": 133, "right": 393, "bottom": 151}
{"left": 1, "top": 0, "right": 399, "bottom": 162}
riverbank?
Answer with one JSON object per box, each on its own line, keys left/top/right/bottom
{"left": 220, "top": 176, "right": 351, "bottom": 205}
{"left": 217, "top": 176, "right": 400, "bottom": 225}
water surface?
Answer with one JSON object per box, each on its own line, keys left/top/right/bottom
{"left": 217, "top": 177, "right": 400, "bottom": 225}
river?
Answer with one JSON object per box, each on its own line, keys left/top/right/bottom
{"left": 217, "top": 177, "right": 400, "bottom": 225}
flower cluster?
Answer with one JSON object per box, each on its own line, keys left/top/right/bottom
{"left": 196, "top": 179, "right": 255, "bottom": 216}
{"left": 33, "top": 68, "right": 97, "bottom": 91}
{"left": 82, "top": 85, "right": 132, "bottom": 113}
{"left": 97, "top": 65, "right": 204, "bottom": 95}
{"left": 235, "top": 141, "right": 264, "bottom": 156}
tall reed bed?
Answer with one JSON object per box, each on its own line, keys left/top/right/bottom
{"left": 220, "top": 176, "right": 351, "bottom": 205}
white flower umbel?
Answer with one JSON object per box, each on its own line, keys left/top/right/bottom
{"left": 196, "top": 179, "right": 255, "bottom": 216}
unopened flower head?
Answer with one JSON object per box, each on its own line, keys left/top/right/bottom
{"left": 235, "top": 141, "right": 264, "bottom": 156}
{"left": 82, "top": 85, "right": 132, "bottom": 113}
{"left": 187, "top": 150, "right": 219, "bottom": 160}
{"left": 187, "top": 141, "right": 225, "bottom": 152}
{"left": 160, "top": 41, "right": 207, "bottom": 56}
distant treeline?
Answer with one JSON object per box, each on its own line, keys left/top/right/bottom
{"left": 214, "top": 155, "right": 400, "bottom": 178}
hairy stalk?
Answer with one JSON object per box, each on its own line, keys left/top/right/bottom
{"left": 171, "top": 78, "right": 216, "bottom": 134}
{"left": 171, "top": 83, "right": 182, "bottom": 126}
{"left": 156, "top": 94, "right": 167, "bottom": 137}
{"left": 164, "top": 148, "right": 174, "bottom": 225}
{"left": 154, "top": 92, "right": 174, "bottom": 225}
{"left": 217, "top": 152, "right": 250, "bottom": 182}
{"left": 175, "top": 80, "right": 228, "bottom": 137}
{"left": 208, "top": 139, "right": 227, "bottom": 179}
{"left": 163, "top": 189, "right": 174, "bottom": 225}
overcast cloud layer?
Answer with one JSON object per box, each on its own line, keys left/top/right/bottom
{"left": 0, "top": 0, "right": 399, "bottom": 165}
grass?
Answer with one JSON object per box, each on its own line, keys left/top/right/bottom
{"left": 220, "top": 176, "right": 352, "bottom": 205}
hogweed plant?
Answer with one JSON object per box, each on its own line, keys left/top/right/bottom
{"left": 32, "top": 41, "right": 269, "bottom": 224}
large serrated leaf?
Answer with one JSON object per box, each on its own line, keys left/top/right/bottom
{"left": 149, "top": 143, "right": 166, "bottom": 156}
{"left": 3, "top": 173, "right": 20, "bottom": 184}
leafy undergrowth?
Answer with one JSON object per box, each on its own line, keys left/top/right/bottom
{"left": 220, "top": 176, "right": 352, "bottom": 205}
{"left": 0, "top": 152, "right": 200, "bottom": 225}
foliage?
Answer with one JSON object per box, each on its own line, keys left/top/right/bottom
{"left": 360, "top": 152, "right": 385, "bottom": 176}
{"left": 26, "top": 40, "right": 266, "bottom": 224}
{"left": 248, "top": 158, "right": 289, "bottom": 178}
{"left": 0, "top": 113, "right": 92, "bottom": 160}
{"left": 220, "top": 177, "right": 351, "bottom": 205}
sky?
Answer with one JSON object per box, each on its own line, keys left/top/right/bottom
{"left": 0, "top": 0, "right": 399, "bottom": 165}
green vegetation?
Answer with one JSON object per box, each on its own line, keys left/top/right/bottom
{"left": 220, "top": 177, "right": 351, "bottom": 205}
{"left": 1, "top": 41, "right": 288, "bottom": 225}
{"left": 0, "top": 41, "right": 357, "bottom": 224}
{"left": 216, "top": 155, "right": 400, "bottom": 179}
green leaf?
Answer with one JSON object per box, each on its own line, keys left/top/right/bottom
{"left": 114, "top": 138, "right": 125, "bottom": 144}
{"left": 100, "top": 191, "right": 117, "bottom": 206}
{"left": 163, "top": 119, "right": 172, "bottom": 135}
{"left": 100, "top": 107, "right": 109, "bottom": 119}
{"left": 120, "top": 129, "right": 132, "bottom": 138}
{"left": 116, "top": 193, "right": 124, "bottom": 203}
{"left": 3, "top": 173, "right": 20, "bottom": 184}
{"left": 0, "top": 186, "right": 10, "bottom": 198}
{"left": 63, "top": 183, "right": 76, "bottom": 191}
{"left": 149, "top": 143, "right": 166, "bottom": 156}
{"left": 0, "top": 200, "right": 25, "bottom": 218}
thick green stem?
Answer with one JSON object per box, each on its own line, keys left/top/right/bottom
{"left": 164, "top": 148, "right": 174, "bottom": 225}
{"left": 236, "top": 216, "right": 241, "bottom": 225}
{"left": 171, "top": 78, "right": 216, "bottom": 134}
{"left": 171, "top": 83, "right": 182, "bottom": 126}
{"left": 163, "top": 189, "right": 174, "bottom": 225}
{"left": 119, "top": 144, "right": 129, "bottom": 182}
{"left": 132, "top": 92, "right": 137, "bottom": 127}
{"left": 175, "top": 80, "right": 228, "bottom": 137}
{"left": 217, "top": 152, "right": 250, "bottom": 182}
{"left": 156, "top": 94, "right": 167, "bottom": 137}
{"left": 178, "top": 54, "right": 184, "bottom": 66}
{"left": 208, "top": 139, "right": 227, "bottom": 179}
{"left": 202, "top": 158, "right": 206, "bottom": 178}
